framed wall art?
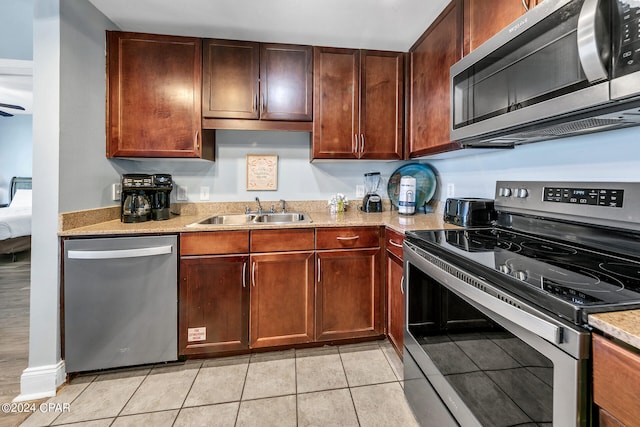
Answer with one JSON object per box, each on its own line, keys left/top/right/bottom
{"left": 246, "top": 154, "right": 278, "bottom": 190}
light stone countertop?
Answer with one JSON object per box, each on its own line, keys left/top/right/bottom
{"left": 58, "top": 200, "right": 458, "bottom": 236}
{"left": 588, "top": 310, "right": 640, "bottom": 350}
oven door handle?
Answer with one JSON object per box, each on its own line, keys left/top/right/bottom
{"left": 452, "top": 276, "right": 563, "bottom": 344}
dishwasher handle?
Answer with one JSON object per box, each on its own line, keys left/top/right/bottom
{"left": 67, "top": 245, "right": 173, "bottom": 260}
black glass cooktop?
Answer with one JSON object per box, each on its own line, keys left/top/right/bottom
{"left": 406, "top": 228, "right": 640, "bottom": 324}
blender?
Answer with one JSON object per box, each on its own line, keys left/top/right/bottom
{"left": 361, "top": 172, "right": 383, "bottom": 212}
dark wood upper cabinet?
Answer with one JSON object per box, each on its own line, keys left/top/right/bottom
{"left": 408, "top": 0, "right": 463, "bottom": 158}
{"left": 107, "top": 31, "right": 212, "bottom": 159}
{"left": 202, "top": 40, "right": 260, "bottom": 119}
{"left": 313, "top": 47, "right": 403, "bottom": 160}
{"left": 202, "top": 40, "right": 313, "bottom": 123}
{"left": 260, "top": 44, "right": 313, "bottom": 121}
{"left": 464, "top": 0, "right": 531, "bottom": 55}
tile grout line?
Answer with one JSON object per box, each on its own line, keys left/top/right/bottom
{"left": 47, "top": 374, "right": 99, "bottom": 426}
{"left": 337, "top": 345, "right": 362, "bottom": 427}
{"left": 170, "top": 361, "right": 203, "bottom": 427}
{"left": 233, "top": 355, "right": 252, "bottom": 427}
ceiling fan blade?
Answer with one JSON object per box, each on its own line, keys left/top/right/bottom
{"left": 0, "top": 110, "right": 14, "bottom": 117}
{"left": 0, "top": 103, "right": 25, "bottom": 110}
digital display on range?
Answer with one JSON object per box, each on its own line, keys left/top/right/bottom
{"left": 543, "top": 187, "right": 624, "bottom": 208}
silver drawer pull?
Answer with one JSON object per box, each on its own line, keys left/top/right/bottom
{"left": 388, "top": 239, "right": 403, "bottom": 248}
{"left": 336, "top": 236, "right": 359, "bottom": 241}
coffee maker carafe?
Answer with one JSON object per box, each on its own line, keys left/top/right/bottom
{"left": 121, "top": 174, "right": 153, "bottom": 223}
{"left": 361, "top": 172, "right": 383, "bottom": 213}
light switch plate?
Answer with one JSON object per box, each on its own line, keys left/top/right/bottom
{"left": 447, "top": 183, "right": 455, "bottom": 198}
{"left": 112, "top": 183, "right": 121, "bottom": 201}
{"left": 200, "top": 186, "right": 210, "bottom": 201}
{"left": 176, "top": 185, "right": 188, "bottom": 201}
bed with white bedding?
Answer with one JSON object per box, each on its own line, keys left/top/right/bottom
{"left": 0, "top": 177, "right": 32, "bottom": 260}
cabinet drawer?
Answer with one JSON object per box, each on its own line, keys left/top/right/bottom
{"left": 593, "top": 334, "right": 640, "bottom": 427}
{"left": 251, "top": 228, "right": 315, "bottom": 252}
{"left": 316, "top": 227, "right": 380, "bottom": 249}
{"left": 180, "top": 231, "right": 249, "bottom": 255}
{"left": 385, "top": 228, "right": 404, "bottom": 260}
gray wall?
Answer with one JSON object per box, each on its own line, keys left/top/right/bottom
{"left": 0, "top": 115, "right": 32, "bottom": 205}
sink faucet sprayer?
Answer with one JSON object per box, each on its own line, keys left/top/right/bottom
{"left": 255, "top": 197, "right": 263, "bottom": 214}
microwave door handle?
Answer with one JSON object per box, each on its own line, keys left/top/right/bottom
{"left": 577, "top": 0, "right": 608, "bottom": 83}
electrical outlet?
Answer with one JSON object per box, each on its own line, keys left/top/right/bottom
{"left": 356, "top": 185, "right": 365, "bottom": 198}
{"left": 200, "top": 186, "right": 210, "bottom": 201}
{"left": 176, "top": 185, "right": 188, "bottom": 201}
{"left": 112, "top": 183, "right": 121, "bottom": 201}
{"left": 446, "top": 183, "right": 455, "bottom": 198}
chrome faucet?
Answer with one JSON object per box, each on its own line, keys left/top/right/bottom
{"left": 279, "top": 199, "right": 286, "bottom": 213}
{"left": 255, "top": 197, "right": 263, "bottom": 214}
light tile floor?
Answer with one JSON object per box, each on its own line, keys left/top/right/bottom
{"left": 20, "top": 340, "right": 418, "bottom": 427}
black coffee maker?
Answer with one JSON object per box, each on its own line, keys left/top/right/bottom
{"left": 121, "top": 174, "right": 173, "bottom": 223}
{"left": 150, "top": 174, "right": 173, "bottom": 221}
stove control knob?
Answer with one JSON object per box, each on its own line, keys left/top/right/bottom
{"left": 514, "top": 270, "right": 528, "bottom": 281}
{"left": 499, "top": 187, "right": 512, "bottom": 197}
{"left": 516, "top": 188, "right": 529, "bottom": 198}
{"left": 499, "top": 264, "right": 511, "bottom": 274}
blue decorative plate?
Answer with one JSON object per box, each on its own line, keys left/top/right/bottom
{"left": 387, "top": 163, "right": 437, "bottom": 211}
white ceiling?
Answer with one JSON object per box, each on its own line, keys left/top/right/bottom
{"left": 88, "top": 0, "right": 450, "bottom": 51}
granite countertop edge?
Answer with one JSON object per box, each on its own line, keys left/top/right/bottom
{"left": 588, "top": 310, "right": 640, "bottom": 351}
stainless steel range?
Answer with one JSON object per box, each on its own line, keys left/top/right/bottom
{"left": 403, "top": 181, "right": 640, "bottom": 427}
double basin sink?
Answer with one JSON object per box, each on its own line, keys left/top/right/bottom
{"left": 189, "top": 212, "right": 312, "bottom": 226}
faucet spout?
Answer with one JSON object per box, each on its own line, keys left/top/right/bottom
{"left": 255, "top": 197, "right": 263, "bottom": 214}
{"left": 279, "top": 199, "right": 286, "bottom": 213}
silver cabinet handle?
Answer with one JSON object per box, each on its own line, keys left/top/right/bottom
{"left": 194, "top": 130, "right": 200, "bottom": 150}
{"left": 388, "top": 239, "right": 403, "bottom": 248}
{"left": 337, "top": 236, "right": 359, "bottom": 241}
{"left": 252, "top": 261, "right": 256, "bottom": 287}
{"left": 360, "top": 134, "right": 365, "bottom": 153}
{"left": 261, "top": 94, "right": 266, "bottom": 114}
{"left": 67, "top": 245, "right": 172, "bottom": 260}
{"left": 577, "top": 0, "right": 607, "bottom": 83}
{"left": 317, "top": 258, "right": 321, "bottom": 283}
{"left": 353, "top": 134, "right": 358, "bottom": 153}
{"left": 521, "top": 0, "right": 529, "bottom": 11}
{"left": 401, "top": 276, "right": 405, "bottom": 294}
{"left": 242, "top": 261, "right": 247, "bottom": 288}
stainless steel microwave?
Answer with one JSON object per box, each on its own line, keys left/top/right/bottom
{"left": 451, "top": 0, "right": 640, "bottom": 147}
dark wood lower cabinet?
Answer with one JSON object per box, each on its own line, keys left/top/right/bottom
{"left": 316, "top": 248, "right": 382, "bottom": 341}
{"left": 250, "top": 252, "right": 315, "bottom": 348}
{"left": 179, "top": 255, "right": 249, "bottom": 356}
{"left": 386, "top": 230, "right": 405, "bottom": 357}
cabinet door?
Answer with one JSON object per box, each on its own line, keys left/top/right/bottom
{"left": 408, "top": 0, "right": 463, "bottom": 157}
{"left": 463, "top": 0, "right": 529, "bottom": 55}
{"left": 250, "top": 252, "right": 314, "bottom": 348}
{"left": 107, "top": 31, "right": 203, "bottom": 158}
{"left": 179, "top": 256, "right": 249, "bottom": 356}
{"left": 260, "top": 44, "right": 313, "bottom": 121}
{"left": 386, "top": 229, "right": 405, "bottom": 357}
{"left": 360, "top": 50, "right": 404, "bottom": 160}
{"left": 316, "top": 248, "right": 382, "bottom": 341}
{"left": 203, "top": 39, "right": 260, "bottom": 119}
{"left": 312, "top": 47, "right": 360, "bottom": 159}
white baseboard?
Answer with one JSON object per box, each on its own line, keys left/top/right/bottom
{"left": 13, "top": 360, "right": 66, "bottom": 402}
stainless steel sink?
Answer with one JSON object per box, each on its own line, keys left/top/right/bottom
{"left": 194, "top": 214, "right": 258, "bottom": 225}
{"left": 189, "top": 212, "right": 312, "bottom": 227}
{"left": 254, "top": 213, "right": 310, "bottom": 224}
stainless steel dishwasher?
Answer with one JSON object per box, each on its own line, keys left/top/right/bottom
{"left": 63, "top": 235, "right": 178, "bottom": 373}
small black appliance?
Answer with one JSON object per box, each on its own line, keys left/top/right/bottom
{"left": 121, "top": 173, "right": 173, "bottom": 223}
{"left": 361, "top": 172, "right": 382, "bottom": 212}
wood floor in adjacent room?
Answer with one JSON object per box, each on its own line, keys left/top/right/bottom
{"left": 0, "top": 251, "right": 32, "bottom": 427}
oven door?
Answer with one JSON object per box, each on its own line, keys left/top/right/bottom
{"left": 403, "top": 243, "right": 590, "bottom": 427}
